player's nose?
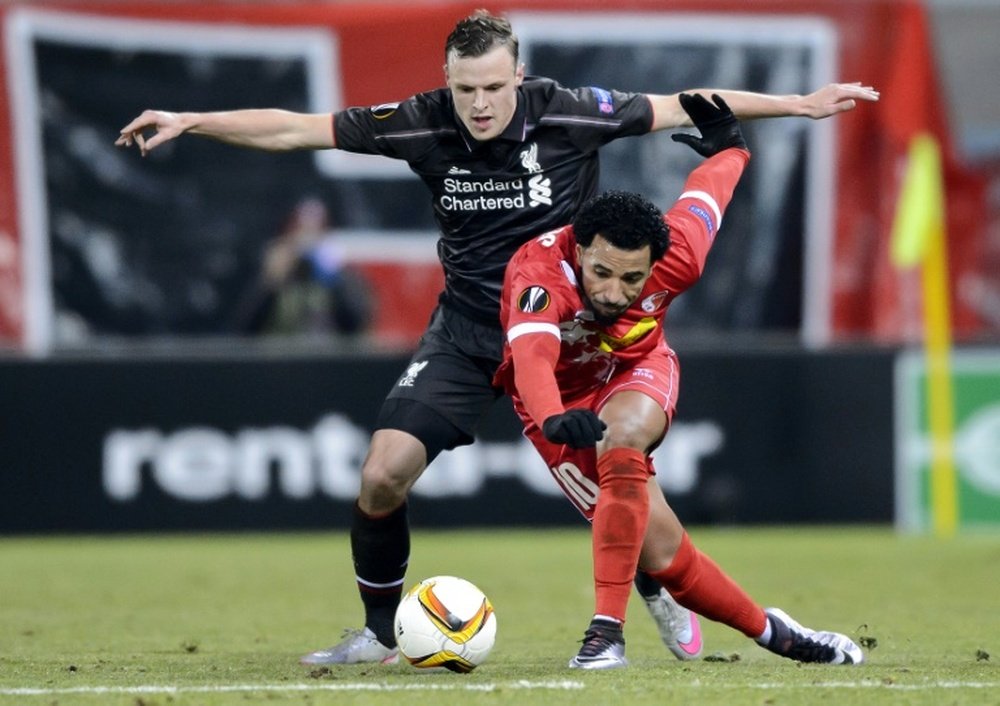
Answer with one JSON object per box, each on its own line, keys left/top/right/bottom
{"left": 603, "top": 281, "right": 628, "bottom": 306}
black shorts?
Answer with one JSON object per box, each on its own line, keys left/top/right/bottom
{"left": 376, "top": 304, "right": 504, "bottom": 456}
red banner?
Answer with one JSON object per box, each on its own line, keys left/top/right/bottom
{"left": 0, "top": 0, "right": 992, "bottom": 349}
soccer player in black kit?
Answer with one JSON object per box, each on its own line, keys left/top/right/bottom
{"left": 117, "top": 10, "right": 879, "bottom": 667}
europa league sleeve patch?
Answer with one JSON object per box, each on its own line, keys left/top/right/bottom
{"left": 517, "top": 286, "right": 550, "bottom": 313}
{"left": 370, "top": 103, "right": 399, "bottom": 120}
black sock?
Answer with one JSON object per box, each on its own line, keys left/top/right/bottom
{"left": 589, "top": 616, "right": 624, "bottom": 641}
{"left": 633, "top": 569, "right": 662, "bottom": 599}
{"left": 350, "top": 501, "right": 410, "bottom": 647}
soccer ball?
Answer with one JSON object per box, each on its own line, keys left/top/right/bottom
{"left": 394, "top": 575, "right": 497, "bottom": 673}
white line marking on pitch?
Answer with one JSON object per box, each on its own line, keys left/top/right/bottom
{"left": 2, "top": 680, "right": 999, "bottom": 697}
{"left": 0, "top": 680, "right": 584, "bottom": 696}
{"left": 744, "top": 681, "right": 1000, "bottom": 691}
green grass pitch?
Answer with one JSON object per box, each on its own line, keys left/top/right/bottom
{"left": 2, "top": 526, "right": 998, "bottom": 705}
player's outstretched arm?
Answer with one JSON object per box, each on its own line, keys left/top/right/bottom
{"left": 114, "top": 109, "right": 334, "bottom": 156}
{"left": 648, "top": 82, "right": 879, "bottom": 130}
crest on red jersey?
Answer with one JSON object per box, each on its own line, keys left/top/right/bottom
{"left": 517, "top": 286, "right": 550, "bottom": 313}
{"left": 640, "top": 290, "right": 670, "bottom": 313}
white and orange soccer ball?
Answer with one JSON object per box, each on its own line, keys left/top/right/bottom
{"left": 393, "top": 575, "right": 497, "bottom": 672}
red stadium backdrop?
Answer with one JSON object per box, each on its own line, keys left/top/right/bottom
{"left": 0, "top": 0, "right": 995, "bottom": 351}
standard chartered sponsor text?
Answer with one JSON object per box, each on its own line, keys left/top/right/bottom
{"left": 440, "top": 176, "right": 531, "bottom": 211}
{"left": 441, "top": 193, "right": 526, "bottom": 210}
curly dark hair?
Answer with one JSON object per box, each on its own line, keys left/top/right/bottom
{"left": 445, "top": 9, "right": 519, "bottom": 63}
{"left": 572, "top": 190, "right": 670, "bottom": 262}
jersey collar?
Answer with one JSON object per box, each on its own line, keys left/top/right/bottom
{"left": 452, "top": 88, "right": 528, "bottom": 151}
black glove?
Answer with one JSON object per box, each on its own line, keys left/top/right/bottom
{"left": 542, "top": 409, "right": 607, "bottom": 449}
{"left": 670, "top": 93, "right": 748, "bottom": 157}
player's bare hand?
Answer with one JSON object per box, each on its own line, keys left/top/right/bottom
{"left": 114, "top": 110, "right": 184, "bottom": 156}
{"left": 801, "top": 82, "right": 880, "bottom": 119}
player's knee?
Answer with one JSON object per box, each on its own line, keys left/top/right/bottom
{"left": 358, "top": 432, "right": 427, "bottom": 508}
{"left": 362, "top": 449, "right": 423, "bottom": 491}
{"left": 597, "top": 425, "right": 654, "bottom": 456}
{"left": 360, "top": 460, "right": 412, "bottom": 495}
{"left": 359, "top": 462, "right": 415, "bottom": 513}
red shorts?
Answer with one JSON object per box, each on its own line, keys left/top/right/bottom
{"left": 512, "top": 348, "right": 680, "bottom": 520}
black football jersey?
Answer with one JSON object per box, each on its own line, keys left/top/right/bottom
{"left": 334, "top": 77, "right": 653, "bottom": 324}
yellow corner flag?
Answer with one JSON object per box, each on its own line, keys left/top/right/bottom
{"left": 890, "top": 134, "right": 958, "bottom": 536}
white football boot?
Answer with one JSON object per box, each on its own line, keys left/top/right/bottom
{"left": 300, "top": 627, "right": 399, "bottom": 665}
{"left": 759, "top": 608, "right": 864, "bottom": 665}
{"left": 568, "top": 620, "right": 628, "bottom": 670}
{"left": 641, "top": 587, "right": 704, "bottom": 660}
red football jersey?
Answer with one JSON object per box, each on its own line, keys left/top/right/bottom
{"left": 495, "top": 148, "right": 749, "bottom": 424}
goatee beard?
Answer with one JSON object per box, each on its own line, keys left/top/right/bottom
{"left": 579, "top": 287, "right": 623, "bottom": 326}
{"left": 592, "top": 310, "right": 622, "bottom": 326}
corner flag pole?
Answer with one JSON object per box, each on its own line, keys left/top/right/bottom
{"left": 890, "top": 133, "right": 958, "bottom": 536}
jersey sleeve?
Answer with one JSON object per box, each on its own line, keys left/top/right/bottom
{"left": 333, "top": 91, "right": 442, "bottom": 159}
{"left": 541, "top": 81, "right": 654, "bottom": 151}
{"left": 659, "top": 147, "right": 751, "bottom": 293}
{"left": 499, "top": 233, "right": 576, "bottom": 425}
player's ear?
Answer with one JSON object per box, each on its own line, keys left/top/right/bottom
{"left": 515, "top": 62, "right": 525, "bottom": 85}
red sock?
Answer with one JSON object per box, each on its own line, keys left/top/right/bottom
{"left": 648, "top": 532, "right": 767, "bottom": 638}
{"left": 593, "top": 447, "right": 651, "bottom": 622}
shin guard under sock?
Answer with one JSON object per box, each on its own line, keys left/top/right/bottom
{"left": 350, "top": 502, "right": 410, "bottom": 646}
{"left": 593, "top": 447, "right": 651, "bottom": 622}
{"left": 648, "top": 532, "right": 767, "bottom": 638}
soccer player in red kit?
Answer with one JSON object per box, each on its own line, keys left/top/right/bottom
{"left": 495, "top": 93, "right": 864, "bottom": 669}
